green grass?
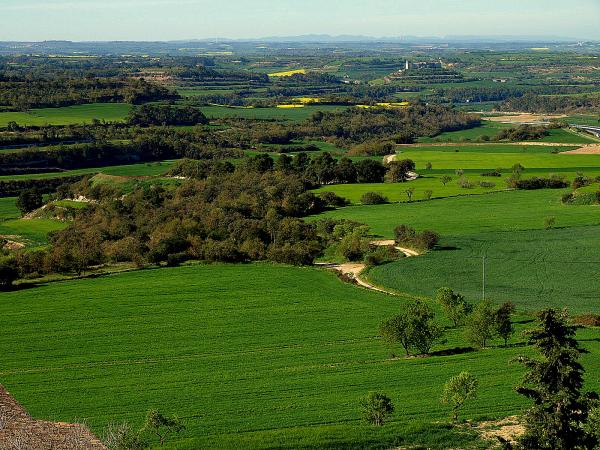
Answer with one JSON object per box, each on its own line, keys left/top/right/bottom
{"left": 0, "top": 197, "right": 20, "bottom": 220}
{"left": 199, "top": 105, "right": 347, "bottom": 122}
{"left": 4, "top": 262, "right": 600, "bottom": 449}
{"left": 0, "top": 103, "right": 131, "bottom": 127}
{"left": 0, "top": 217, "right": 66, "bottom": 245}
{"left": 312, "top": 190, "right": 600, "bottom": 238}
{"left": 407, "top": 144, "right": 580, "bottom": 154}
{"left": 367, "top": 226, "right": 600, "bottom": 313}
{"left": 0, "top": 160, "right": 176, "bottom": 182}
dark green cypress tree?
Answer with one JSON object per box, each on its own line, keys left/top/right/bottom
{"left": 515, "top": 309, "right": 597, "bottom": 449}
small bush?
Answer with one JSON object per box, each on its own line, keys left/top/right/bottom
{"left": 365, "top": 245, "right": 403, "bottom": 266}
{"left": 478, "top": 181, "right": 496, "bottom": 189}
{"left": 359, "top": 392, "right": 394, "bottom": 426}
{"left": 457, "top": 177, "right": 474, "bottom": 189}
{"left": 481, "top": 170, "right": 502, "bottom": 177}
{"left": 544, "top": 216, "right": 556, "bottom": 229}
{"left": 319, "top": 191, "right": 350, "bottom": 207}
{"left": 361, "top": 192, "right": 389, "bottom": 205}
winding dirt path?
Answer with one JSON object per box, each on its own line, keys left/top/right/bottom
{"left": 319, "top": 243, "right": 420, "bottom": 295}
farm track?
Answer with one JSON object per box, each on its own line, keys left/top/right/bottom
{"left": 318, "top": 243, "right": 420, "bottom": 295}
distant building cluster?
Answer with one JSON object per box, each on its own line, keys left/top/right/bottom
{"left": 403, "top": 60, "right": 443, "bottom": 71}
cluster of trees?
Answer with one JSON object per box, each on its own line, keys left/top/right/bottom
{"left": 176, "top": 66, "right": 269, "bottom": 83}
{"left": 11, "top": 165, "right": 331, "bottom": 281}
{"left": 496, "top": 124, "right": 549, "bottom": 141}
{"left": 0, "top": 175, "right": 85, "bottom": 198}
{"left": 128, "top": 104, "right": 208, "bottom": 127}
{"left": 0, "top": 78, "right": 177, "bottom": 110}
{"left": 499, "top": 93, "right": 600, "bottom": 114}
{"left": 303, "top": 105, "right": 480, "bottom": 144}
{"left": 379, "top": 288, "right": 516, "bottom": 358}
{"left": 0, "top": 129, "right": 243, "bottom": 175}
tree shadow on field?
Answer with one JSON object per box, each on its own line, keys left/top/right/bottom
{"left": 4, "top": 283, "right": 39, "bottom": 293}
{"left": 430, "top": 346, "right": 475, "bottom": 357}
{"left": 435, "top": 245, "right": 460, "bottom": 252}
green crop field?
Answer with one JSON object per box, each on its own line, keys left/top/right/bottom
{"left": 0, "top": 103, "right": 131, "bottom": 127}
{"left": 0, "top": 217, "right": 66, "bottom": 245}
{"left": 395, "top": 148, "right": 600, "bottom": 174}
{"left": 406, "top": 144, "right": 578, "bottom": 153}
{"left": 0, "top": 196, "right": 20, "bottom": 220}
{"left": 3, "top": 263, "right": 600, "bottom": 449}
{"left": 312, "top": 190, "right": 600, "bottom": 238}
{"left": 199, "top": 105, "right": 348, "bottom": 121}
{"left": 367, "top": 226, "right": 600, "bottom": 313}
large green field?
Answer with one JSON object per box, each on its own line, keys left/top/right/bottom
{"left": 0, "top": 103, "right": 131, "bottom": 127}
{"left": 313, "top": 190, "right": 600, "bottom": 238}
{"left": 3, "top": 263, "right": 600, "bottom": 449}
{"left": 367, "top": 226, "right": 600, "bottom": 313}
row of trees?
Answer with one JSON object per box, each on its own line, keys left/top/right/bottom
{"left": 0, "top": 78, "right": 177, "bottom": 110}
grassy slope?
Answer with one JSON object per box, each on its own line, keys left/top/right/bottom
{"left": 367, "top": 226, "right": 600, "bottom": 313}
{"left": 4, "top": 263, "right": 600, "bottom": 449}
{"left": 0, "top": 103, "right": 131, "bottom": 127}
{"left": 0, "top": 197, "right": 65, "bottom": 244}
{"left": 312, "top": 190, "right": 600, "bottom": 238}
{"left": 0, "top": 161, "right": 175, "bottom": 182}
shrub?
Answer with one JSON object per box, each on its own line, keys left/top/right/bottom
{"left": 394, "top": 224, "right": 439, "bottom": 250}
{"left": 364, "top": 245, "right": 403, "bottom": 266}
{"left": 440, "top": 175, "right": 452, "bottom": 186}
{"left": 319, "top": 191, "right": 350, "bottom": 207}
{"left": 359, "top": 392, "right": 394, "bottom": 426}
{"left": 515, "top": 177, "right": 568, "bottom": 190}
{"left": 457, "top": 177, "right": 474, "bottom": 189}
{"left": 481, "top": 170, "right": 502, "bottom": 177}
{"left": 572, "top": 175, "right": 591, "bottom": 190}
{"left": 361, "top": 192, "right": 388, "bottom": 205}
{"left": 424, "top": 189, "right": 433, "bottom": 200}
{"left": 478, "top": 181, "right": 496, "bottom": 189}
{"left": 544, "top": 216, "right": 556, "bottom": 229}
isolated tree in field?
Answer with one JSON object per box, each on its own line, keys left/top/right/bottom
{"left": 435, "top": 287, "right": 472, "bottom": 327}
{"left": 465, "top": 300, "right": 496, "bottom": 348}
{"left": 16, "top": 188, "right": 43, "bottom": 215}
{"left": 359, "top": 392, "right": 394, "bottom": 426}
{"left": 441, "top": 371, "right": 478, "bottom": 422}
{"left": 440, "top": 175, "right": 452, "bottom": 186}
{"left": 380, "top": 301, "right": 444, "bottom": 356}
{"left": 544, "top": 216, "right": 556, "bottom": 229}
{"left": 515, "top": 309, "right": 598, "bottom": 450}
{"left": 424, "top": 190, "right": 433, "bottom": 200}
{"left": 142, "top": 410, "right": 184, "bottom": 446}
{"left": 405, "top": 187, "right": 415, "bottom": 202}
{"left": 494, "top": 301, "right": 516, "bottom": 347}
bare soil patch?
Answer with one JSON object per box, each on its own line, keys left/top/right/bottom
{"left": 474, "top": 416, "right": 524, "bottom": 445}
{"left": 561, "top": 144, "right": 600, "bottom": 154}
{"left": 485, "top": 113, "right": 567, "bottom": 123}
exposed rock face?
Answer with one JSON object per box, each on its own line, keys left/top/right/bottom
{"left": 0, "top": 385, "right": 106, "bottom": 450}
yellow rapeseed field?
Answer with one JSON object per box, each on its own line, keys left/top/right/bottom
{"left": 268, "top": 69, "right": 307, "bottom": 77}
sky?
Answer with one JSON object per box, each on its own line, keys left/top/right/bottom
{"left": 0, "top": 0, "right": 599, "bottom": 42}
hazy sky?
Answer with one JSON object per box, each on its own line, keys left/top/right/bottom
{"left": 1, "top": 0, "right": 599, "bottom": 41}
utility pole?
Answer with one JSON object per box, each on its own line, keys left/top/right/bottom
{"left": 482, "top": 255, "right": 486, "bottom": 301}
